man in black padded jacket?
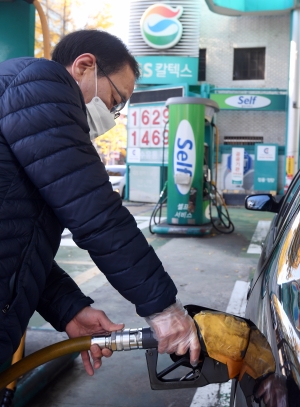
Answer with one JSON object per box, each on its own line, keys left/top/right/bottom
{"left": 0, "top": 30, "right": 199, "bottom": 375}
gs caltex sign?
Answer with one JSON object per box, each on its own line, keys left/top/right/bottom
{"left": 140, "top": 4, "right": 183, "bottom": 49}
{"left": 210, "top": 94, "right": 286, "bottom": 111}
{"left": 128, "top": 1, "right": 201, "bottom": 85}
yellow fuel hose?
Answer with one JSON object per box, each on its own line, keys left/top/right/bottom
{"left": 0, "top": 336, "right": 91, "bottom": 390}
{"left": 33, "top": 0, "right": 51, "bottom": 59}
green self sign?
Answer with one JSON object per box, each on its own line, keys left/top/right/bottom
{"left": 254, "top": 144, "right": 278, "bottom": 192}
{"left": 210, "top": 94, "right": 286, "bottom": 111}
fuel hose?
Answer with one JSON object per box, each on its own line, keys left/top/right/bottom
{"left": 0, "top": 337, "right": 91, "bottom": 390}
{"left": 23, "top": 0, "right": 51, "bottom": 59}
{"left": 0, "top": 328, "right": 157, "bottom": 390}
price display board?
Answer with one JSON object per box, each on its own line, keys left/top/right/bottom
{"left": 127, "top": 105, "right": 169, "bottom": 163}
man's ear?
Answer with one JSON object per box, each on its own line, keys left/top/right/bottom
{"left": 69, "top": 53, "right": 96, "bottom": 81}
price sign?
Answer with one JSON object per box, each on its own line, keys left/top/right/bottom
{"left": 128, "top": 128, "right": 140, "bottom": 147}
{"left": 140, "top": 108, "right": 151, "bottom": 128}
{"left": 128, "top": 106, "right": 169, "bottom": 150}
{"left": 128, "top": 108, "right": 140, "bottom": 128}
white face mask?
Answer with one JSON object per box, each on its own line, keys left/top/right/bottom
{"left": 85, "top": 65, "right": 116, "bottom": 139}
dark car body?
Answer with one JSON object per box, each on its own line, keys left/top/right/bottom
{"left": 231, "top": 172, "right": 300, "bottom": 406}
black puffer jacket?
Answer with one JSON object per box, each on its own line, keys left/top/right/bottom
{"left": 0, "top": 57, "right": 177, "bottom": 364}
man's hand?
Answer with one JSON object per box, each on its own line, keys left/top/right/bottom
{"left": 65, "top": 306, "right": 124, "bottom": 376}
{"left": 145, "top": 300, "right": 200, "bottom": 366}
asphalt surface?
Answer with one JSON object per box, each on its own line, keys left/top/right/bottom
{"left": 15, "top": 203, "right": 274, "bottom": 407}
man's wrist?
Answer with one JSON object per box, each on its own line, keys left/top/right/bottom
{"left": 144, "top": 298, "right": 180, "bottom": 321}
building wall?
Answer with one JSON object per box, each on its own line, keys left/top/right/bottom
{"left": 199, "top": 2, "right": 290, "bottom": 89}
{"left": 216, "top": 111, "right": 287, "bottom": 145}
{"left": 199, "top": 1, "right": 290, "bottom": 147}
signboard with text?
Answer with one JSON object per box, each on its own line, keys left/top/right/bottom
{"left": 254, "top": 144, "right": 278, "bottom": 192}
{"left": 127, "top": 104, "right": 169, "bottom": 164}
{"left": 210, "top": 94, "right": 286, "bottom": 111}
{"left": 231, "top": 148, "right": 244, "bottom": 186}
{"left": 136, "top": 56, "right": 198, "bottom": 85}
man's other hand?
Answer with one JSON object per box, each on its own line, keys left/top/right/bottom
{"left": 65, "top": 306, "right": 124, "bottom": 375}
{"left": 145, "top": 299, "right": 201, "bottom": 366}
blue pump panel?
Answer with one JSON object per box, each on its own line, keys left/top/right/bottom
{"left": 205, "top": 0, "right": 295, "bottom": 15}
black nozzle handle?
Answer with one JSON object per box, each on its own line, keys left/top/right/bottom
{"left": 142, "top": 327, "right": 158, "bottom": 349}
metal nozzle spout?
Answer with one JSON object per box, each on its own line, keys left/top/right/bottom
{"left": 91, "top": 327, "right": 157, "bottom": 351}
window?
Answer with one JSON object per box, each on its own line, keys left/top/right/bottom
{"left": 233, "top": 47, "right": 265, "bottom": 80}
{"left": 198, "top": 49, "right": 206, "bottom": 81}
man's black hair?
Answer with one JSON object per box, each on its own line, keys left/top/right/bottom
{"left": 52, "top": 30, "right": 140, "bottom": 79}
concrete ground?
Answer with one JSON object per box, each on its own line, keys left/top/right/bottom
{"left": 12, "top": 204, "right": 274, "bottom": 407}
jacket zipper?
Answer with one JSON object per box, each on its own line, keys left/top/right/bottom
{"left": 2, "top": 241, "right": 30, "bottom": 314}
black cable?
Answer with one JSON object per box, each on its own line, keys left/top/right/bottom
{"left": 149, "top": 120, "right": 169, "bottom": 234}
{"left": 149, "top": 183, "right": 167, "bottom": 234}
{"left": 161, "top": 119, "right": 169, "bottom": 187}
{"left": 208, "top": 123, "right": 234, "bottom": 233}
{"left": 209, "top": 183, "right": 234, "bottom": 234}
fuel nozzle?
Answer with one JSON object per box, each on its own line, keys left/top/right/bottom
{"left": 91, "top": 327, "right": 157, "bottom": 351}
{"left": 91, "top": 308, "right": 276, "bottom": 407}
{"left": 0, "top": 306, "right": 276, "bottom": 406}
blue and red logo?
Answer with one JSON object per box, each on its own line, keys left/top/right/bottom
{"left": 140, "top": 4, "right": 183, "bottom": 50}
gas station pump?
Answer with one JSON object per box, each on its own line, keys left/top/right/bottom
{"left": 150, "top": 97, "right": 234, "bottom": 235}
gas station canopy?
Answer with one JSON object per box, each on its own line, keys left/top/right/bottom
{"left": 205, "top": 0, "right": 297, "bottom": 15}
